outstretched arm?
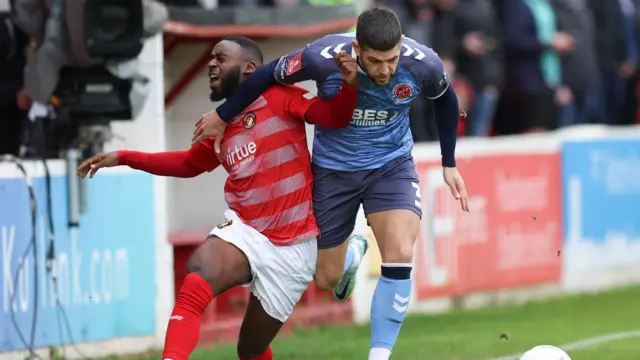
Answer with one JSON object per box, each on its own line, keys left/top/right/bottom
{"left": 77, "top": 141, "right": 221, "bottom": 179}
{"left": 121, "top": 141, "right": 221, "bottom": 177}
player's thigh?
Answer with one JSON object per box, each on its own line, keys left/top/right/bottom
{"left": 187, "top": 235, "right": 252, "bottom": 296}
{"left": 312, "top": 163, "right": 364, "bottom": 250}
{"left": 312, "top": 163, "right": 363, "bottom": 288}
{"left": 237, "top": 294, "right": 283, "bottom": 359}
{"left": 363, "top": 155, "right": 422, "bottom": 263}
{"left": 250, "top": 237, "right": 317, "bottom": 325}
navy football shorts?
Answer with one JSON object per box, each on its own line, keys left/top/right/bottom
{"left": 311, "top": 154, "right": 422, "bottom": 250}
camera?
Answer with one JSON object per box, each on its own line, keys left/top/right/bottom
{"left": 47, "top": 64, "right": 149, "bottom": 158}
{"left": 14, "top": 0, "right": 166, "bottom": 158}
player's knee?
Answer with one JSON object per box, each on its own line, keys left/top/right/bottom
{"left": 315, "top": 273, "right": 340, "bottom": 290}
{"left": 314, "top": 261, "right": 343, "bottom": 290}
{"left": 381, "top": 238, "right": 414, "bottom": 264}
{"left": 186, "top": 250, "right": 218, "bottom": 290}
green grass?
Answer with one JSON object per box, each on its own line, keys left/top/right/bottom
{"left": 569, "top": 336, "right": 640, "bottom": 360}
{"left": 123, "top": 286, "right": 640, "bottom": 360}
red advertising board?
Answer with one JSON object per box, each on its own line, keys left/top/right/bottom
{"left": 413, "top": 153, "right": 562, "bottom": 300}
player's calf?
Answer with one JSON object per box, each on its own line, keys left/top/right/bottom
{"left": 332, "top": 234, "right": 369, "bottom": 302}
{"left": 369, "top": 264, "right": 413, "bottom": 360}
{"left": 236, "top": 294, "right": 282, "bottom": 359}
{"left": 162, "top": 236, "right": 252, "bottom": 360}
{"left": 366, "top": 209, "right": 420, "bottom": 360}
{"left": 314, "top": 240, "right": 351, "bottom": 290}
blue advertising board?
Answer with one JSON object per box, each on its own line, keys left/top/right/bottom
{"left": 562, "top": 138, "right": 640, "bottom": 274}
{"left": 0, "top": 167, "right": 157, "bottom": 352}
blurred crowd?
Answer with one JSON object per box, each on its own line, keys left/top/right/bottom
{"left": 2, "top": 0, "right": 640, "bottom": 157}
{"left": 383, "top": 0, "right": 640, "bottom": 142}
{"left": 159, "top": 0, "right": 353, "bottom": 7}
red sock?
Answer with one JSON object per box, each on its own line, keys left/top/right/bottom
{"left": 162, "top": 273, "right": 214, "bottom": 360}
{"left": 238, "top": 346, "right": 273, "bottom": 360}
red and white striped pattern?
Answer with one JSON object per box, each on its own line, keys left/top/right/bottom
{"left": 217, "top": 89, "right": 319, "bottom": 246}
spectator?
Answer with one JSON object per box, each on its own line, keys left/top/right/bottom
{"left": 619, "top": 0, "right": 640, "bottom": 125}
{"left": 0, "top": 16, "right": 29, "bottom": 156}
{"left": 495, "top": 0, "right": 574, "bottom": 135}
{"left": 551, "top": 0, "right": 599, "bottom": 127}
{"left": 430, "top": 0, "right": 457, "bottom": 73}
{"left": 453, "top": 0, "right": 503, "bottom": 136}
{"left": 587, "top": 0, "right": 627, "bottom": 125}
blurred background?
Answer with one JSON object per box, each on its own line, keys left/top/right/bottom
{"left": 1, "top": 0, "right": 640, "bottom": 359}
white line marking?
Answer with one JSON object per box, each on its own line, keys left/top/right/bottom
{"left": 488, "top": 330, "right": 640, "bottom": 360}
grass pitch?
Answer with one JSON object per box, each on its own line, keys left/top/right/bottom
{"left": 126, "top": 286, "right": 640, "bottom": 360}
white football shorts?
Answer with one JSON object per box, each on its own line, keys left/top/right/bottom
{"left": 209, "top": 209, "right": 317, "bottom": 323}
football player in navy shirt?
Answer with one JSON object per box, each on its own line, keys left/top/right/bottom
{"left": 192, "top": 8, "right": 469, "bottom": 359}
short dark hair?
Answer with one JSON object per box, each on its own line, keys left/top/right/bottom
{"left": 223, "top": 36, "right": 264, "bottom": 65}
{"left": 356, "top": 7, "right": 402, "bottom": 51}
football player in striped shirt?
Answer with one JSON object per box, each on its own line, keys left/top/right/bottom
{"left": 77, "top": 37, "right": 358, "bottom": 360}
{"left": 192, "top": 8, "right": 470, "bottom": 360}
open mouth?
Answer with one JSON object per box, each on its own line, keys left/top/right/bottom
{"left": 209, "top": 73, "right": 220, "bottom": 86}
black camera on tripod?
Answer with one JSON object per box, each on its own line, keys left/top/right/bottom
{"left": 14, "top": 0, "right": 165, "bottom": 158}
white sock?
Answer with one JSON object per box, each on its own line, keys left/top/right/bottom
{"left": 350, "top": 243, "right": 362, "bottom": 264}
{"left": 369, "top": 347, "right": 392, "bottom": 360}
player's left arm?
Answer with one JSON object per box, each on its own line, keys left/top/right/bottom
{"left": 405, "top": 41, "right": 459, "bottom": 168}
{"left": 432, "top": 86, "right": 460, "bottom": 167}
{"left": 216, "top": 44, "right": 335, "bottom": 122}
{"left": 271, "top": 81, "right": 358, "bottom": 128}
{"left": 117, "top": 141, "right": 221, "bottom": 177}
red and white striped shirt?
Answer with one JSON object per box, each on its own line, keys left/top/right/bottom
{"left": 118, "top": 82, "right": 357, "bottom": 246}
{"left": 206, "top": 87, "right": 319, "bottom": 245}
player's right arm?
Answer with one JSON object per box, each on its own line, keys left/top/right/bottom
{"left": 265, "top": 51, "right": 358, "bottom": 128}
{"left": 77, "top": 141, "right": 221, "bottom": 179}
{"left": 215, "top": 38, "right": 340, "bottom": 122}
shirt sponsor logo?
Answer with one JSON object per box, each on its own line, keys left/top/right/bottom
{"left": 350, "top": 109, "right": 393, "bottom": 126}
{"left": 226, "top": 141, "right": 257, "bottom": 171}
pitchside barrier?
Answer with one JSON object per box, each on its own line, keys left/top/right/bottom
{"left": 2, "top": 125, "right": 640, "bottom": 359}
{"left": 351, "top": 124, "right": 640, "bottom": 323}
{"left": 0, "top": 35, "right": 171, "bottom": 360}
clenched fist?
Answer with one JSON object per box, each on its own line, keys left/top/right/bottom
{"left": 335, "top": 51, "right": 358, "bottom": 86}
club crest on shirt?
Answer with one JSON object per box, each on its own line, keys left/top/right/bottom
{"left": 243, "top": 112, "right": 257, "bottom": 129}
{"left": 217, "top": 220, "right": 233, "bottom": 229}
{"left": 393, "top": 83, "right": 413, "bottom": 100}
